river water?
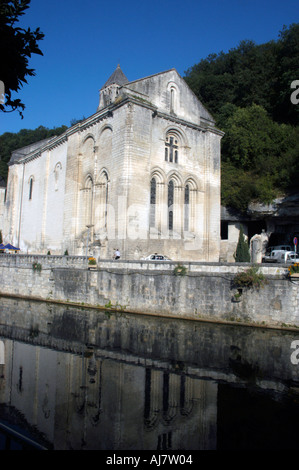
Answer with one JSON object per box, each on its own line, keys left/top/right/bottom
{"left": 0, "top": 296, "right": 299, "bottom": 451}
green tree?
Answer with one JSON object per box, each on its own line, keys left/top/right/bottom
{"left": 70, "top": 116, "right": 86, "bottom": 126}
{"left": 0, "top": 0, "right": 44, "bottom": 117}
{"left": 221, "top": 162, "right": 258, "bottom": 212}
{"left": 235, "top": 226, "right": 251, "bottom": 262}
{"left": 0, "top": 124, "right": 67, "bottom": 181}
{"left": 184, "top": 24, "right": 299, "bottom": 125}
{"left": 222, "top": 104, "right": 284, "bottom": 170}
{"left": 272, "top": 23, "right": 299, "bottom": 125}
{"left": 184, "top": 24, "right": 299, "bottom": 211}
{"left": 220, "top": 105, "right": 298, "bottom": 209}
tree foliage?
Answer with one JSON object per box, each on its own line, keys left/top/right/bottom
{"left": 233, "top": 265, "right": 266, "bottom": 287}
{"left": 184, "top": 24, "right": 299, "bottom": 125}
{"left": 0, "top": 125, "right": 67, "bottom": 180}
{"left": 234, "top": 226, "right": 250, "bottom": 262}
{"left": 220, "top": 104, "right": 299, "bottom": 209}
{"left": 184, "top": 24, "right": 299, "bottom": 211}
{"left": 0, "top": 0, "right": 44, "bottom": 117}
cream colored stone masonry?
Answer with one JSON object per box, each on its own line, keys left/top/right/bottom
{"left": 0, "top": 256, "right": 297, "bottom": 329}
{"left": 2, "top": 68, "right": 224, "bottom": 261}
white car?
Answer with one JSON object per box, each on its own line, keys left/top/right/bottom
{"left": 262, "top": 245, "right": 292, "bottom": 263}
{"left": 141, "top": 254, "right": 171, "bottom": 261}
{"left": 262, "top": 249, "right": 298, "bottom": 263}
{"left": 286, "top": 252, "right": 299, "bottom": 262}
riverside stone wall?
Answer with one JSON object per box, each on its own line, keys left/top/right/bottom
{"left": 0, "top": 255, "right": 298, "bottom": 328}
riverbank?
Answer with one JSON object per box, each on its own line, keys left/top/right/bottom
{"left": 0, "top": 254, "right": 298, "bottom": 330}
{"left": 1, "top": 292, "right": 299, "bottom": 334}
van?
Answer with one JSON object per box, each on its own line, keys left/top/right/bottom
{"left": 262, "top": 249, "right": 298, "bottom": 263}
{"left": 262, "top": 245, "right": 292, "bottom": 263}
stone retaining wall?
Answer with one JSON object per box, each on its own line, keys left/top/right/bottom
{"left": 0, "top": 255, "right": 298, "bottom": 328}
{"left": 0, "top": 254, "right": 86, "bottom": 269}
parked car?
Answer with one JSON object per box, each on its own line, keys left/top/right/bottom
{"left": 262, "top": 245, "right": 292, "bottom": 263}
{"left": 286, "top": 252, "right": 299, "bottom": 262}
{"left": 262, "top": 249, "right": 297, "bottom": 263}
{"left": 141, "top": 254, "right": 171, "bottom": 261}
{"left": 271, "top": 245, "right": 292, "bottom": 251}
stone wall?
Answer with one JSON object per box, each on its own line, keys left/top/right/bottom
{"left": 0, "top": 255, "right": 298, "bottom": 328}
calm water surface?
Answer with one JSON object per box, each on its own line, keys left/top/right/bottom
{"left": 0, "top": 296, "right": 299, "bottom": 450}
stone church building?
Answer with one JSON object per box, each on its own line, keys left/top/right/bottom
{"left": 1, "top": 66, "right": 223, "bottom": 261}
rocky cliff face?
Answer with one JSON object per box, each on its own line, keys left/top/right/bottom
{"left": 248, "top": 193, "right": 299, "bottom": 219}
{"left": 221, "top": 193, "right": 299, "bottom": 262}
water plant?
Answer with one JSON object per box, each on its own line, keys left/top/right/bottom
{"left": 104, "top": 300, "right": 127, "bottom": 310}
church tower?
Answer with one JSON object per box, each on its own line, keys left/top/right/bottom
{"left": 98, "top": 64, "right": 128, "bottom": 110}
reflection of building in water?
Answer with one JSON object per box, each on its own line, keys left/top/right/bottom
{"left": 143, "top": 368, "right": 217, "bottom": 450}
{"left": 0, "top": 340, "right": 217, "bottom": 450}
{"left": 0, "top": 341, "right": 4, "bottom": 365}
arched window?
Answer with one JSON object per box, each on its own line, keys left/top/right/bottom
{"left": 170, "top": 88, "right": 174, "bottom": 112}
{"left": 85, "top": 176, "right": 93, "bottom": 226}
{"left": 101, "top": 171, "right": 109, "bottom": 230}
{"left": 184, "top": 178, "right": 197, "bottom": 233}
{"left": 54, "top": 162, "right": 62, "bottom": 191}
{"left": 167, "top": 82, "right": 178, "bottom": 114}
{"left": 170, "top": 87, "right": 176, "bottom": 113}
{"left": 29, "top": 177, "right": 34, "bottom": 200}
{"left": 94, "top": 170, "right": 110, "bottom": 238}
{"left": 150, "top": 177, "right": 156, "bottom": 227}
{"left": 184, "top": 184, "right": 190, "bottom": 231}
{"left": 165, "top": 133, "right": 179, "bottom": 164}
{"left": 168, "top": 180, "right": 174, "bottom": 231}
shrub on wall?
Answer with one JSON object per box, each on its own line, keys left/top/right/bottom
{"left": 174, "top": 264, "right": 187, "bottom": 276}
{"left": 32, "top": 262, "right": 42, "bottom": 272}
{"left": 233, "top": 265, "right": 266, "bottom": 289}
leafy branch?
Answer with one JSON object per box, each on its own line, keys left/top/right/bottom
{"left": 0, "top": 0, "right": 45, "bottom": 117}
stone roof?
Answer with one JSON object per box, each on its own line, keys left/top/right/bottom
{"left": 101, "top": 64, "right": 129, "bottom": 90}
{"left": 9, "top": 137, "right": 57, "bottom": 165}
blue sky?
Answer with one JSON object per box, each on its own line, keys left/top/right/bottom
{"left": 1, "top": 0, "right": 298, "bottom": 135}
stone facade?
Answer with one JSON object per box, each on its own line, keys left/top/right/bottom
{"left": 1, "top": 67, "right": 223, "bottom": 261}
